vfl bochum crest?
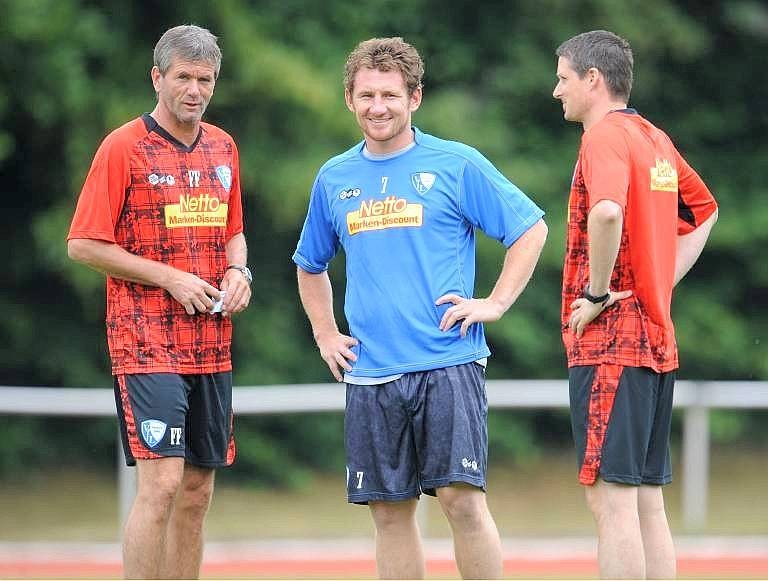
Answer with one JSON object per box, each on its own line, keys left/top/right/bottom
{"left": 215, "top": 165, "right": 232, "bottom": 192}
{"left": 141, "top": 419, "right": 167, "bottom": 448}
{"left": 411, "top": 172, "right": 436, "bottom": 195}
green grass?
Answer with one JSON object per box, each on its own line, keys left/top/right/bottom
{"left": 0, "top": 446, "right": 765, "bottom": 542}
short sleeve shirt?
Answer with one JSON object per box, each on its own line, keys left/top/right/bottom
{"left": 562, "top": 110, "right": 717, "bottom": 372}
{"left": 293, "top": 128, "right": 544, "bottom": 377}
{"left": 68, "top": 115, "right": 244, "bottom": 374}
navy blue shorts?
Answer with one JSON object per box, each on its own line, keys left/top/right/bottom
{"left": 344, "top": 363, "right": 488, "bottom": 504}
{"left": 569, "top": 364, "right": 674, "bottom": 486}
{"left": 114, "top": 372, "right": 235, "bottom": 468}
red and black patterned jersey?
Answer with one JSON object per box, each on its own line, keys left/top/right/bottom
{"left": 562, "top": 110, "right": 717, "bottom": 372}
{"left": 68, "top": 115, "right": 244, "bottom": 374}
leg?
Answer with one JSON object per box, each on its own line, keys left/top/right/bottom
{"left": 436, "top": 484, "right": 502, "bottom": 579}
{"left": 369, "top": 499, "right": 425, "bottom": 579}
{"left": 584, "top": 479, "right": 645, "bottom": 579}
{"left": 160, "top": 464, "right": 216, "bottom": 579}
{"left": 639, "top": 485, "right": 675, "bottom": 579}
{"left": 122, "top": 457, "right": 184, "bottom": 579}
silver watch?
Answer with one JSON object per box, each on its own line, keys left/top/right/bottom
{"left": 227, "top": 264, "right": 252, "bottom": 284}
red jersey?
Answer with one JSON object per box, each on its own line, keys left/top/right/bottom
{"left": 68, "top": 115, "right": 244, "bottom": 374}
{"left": 562, "top": 110, "right": 717, "bottom": 372}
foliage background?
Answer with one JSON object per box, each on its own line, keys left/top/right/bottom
{"left": 1, "top": 0, "right": 766, "bottom": 484}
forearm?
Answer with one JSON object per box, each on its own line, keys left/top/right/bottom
{"left": 297, "top": 267, "right": 338, "bottom": 340}
{"left": 226, "top": 233, "right": 248, "bottom": 266}
{"left": 67, "top": 238, "right": 173, "bottom": 288}
{"left": 675, "top": 209, "right": 718, "bottom": 286}
{"left": 488, "top": 219, "right": 548, "bottom": 311}
{"left": 587, "top": 200, "right": 623, "bottom": 294}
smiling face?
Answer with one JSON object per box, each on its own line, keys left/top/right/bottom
{"left": 151, "top": 57, "right": 216, "bottom": 133}
{"left": 345, "top": 67, "right": 422, "bottom": 154}
{"left": 553, "top": 56, "right": 593, "bottom": 124}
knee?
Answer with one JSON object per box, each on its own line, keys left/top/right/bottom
{"left": 584, "top": 482, "right": 638, "bottom": 523}
{"left": 136, "top": 471, "right": 183, "bottom": 513}
{"left": 438, "top": 487, "right": 487, "bottom": 529}
{"left": 369, "top": 501, "right": 417, "bottom": 532}
{"left": 177, "top": 473, "right": 215, "bottom": 517}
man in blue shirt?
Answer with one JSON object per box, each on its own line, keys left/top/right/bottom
{"left": 294, "top": 37, "right": 547, "bottom": 579}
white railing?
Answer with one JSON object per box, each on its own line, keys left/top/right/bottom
{"left": 1, "top": 380, "right": 766, "bottom": 533}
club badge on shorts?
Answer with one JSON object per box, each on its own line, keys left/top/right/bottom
{"left": 141, "top": 419, "right": 168, "bottom": 448}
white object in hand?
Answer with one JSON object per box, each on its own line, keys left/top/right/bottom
{"left": 210, "top": 291, "right": 226, "bottom": 314}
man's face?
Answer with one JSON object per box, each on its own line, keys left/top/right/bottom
{"left": 152, "top": 57, "right": 216, "bottom": 127}
{"left": 553, "top": 56, "right": 592, "bottom": 123}
{"left": 345, "top": 67, "right": 421, "bottom": 154}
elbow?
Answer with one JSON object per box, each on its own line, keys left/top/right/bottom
{"left": 590, "top": 200, "right": 624, "bottom": 225}
{"left": 67, "top": 239, "right": 86, "bottom": 263}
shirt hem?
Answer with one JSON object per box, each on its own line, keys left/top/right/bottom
{"left": 348, "top": 350, "right": 491, "bottom": 378}
{"left": 112, "top": 363, "right": 233, "bottom": 375}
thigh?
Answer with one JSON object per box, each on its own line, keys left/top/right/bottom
{"left": 345, "top": 381, "right": 418, "bottom": 504}
{"left": 415, "top": 363, "right": 488, "bottom": 496}
{"left": 115, "top": 373, "right": 189, "bottom": 465}
{"left": 186, "top": 372, "right": 235, "bottom": 468}
{"left": 641, "top": 371, "right": 674, "bottom": 484}
{"left": 602, "top": 367, "right": 672, "bottom": 485}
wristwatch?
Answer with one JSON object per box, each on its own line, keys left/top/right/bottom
{"left": 227, "top": 264, "right": 252, "bottom": 284}
{"left": 582, "top": 284, "right": 610, "bottom": 306}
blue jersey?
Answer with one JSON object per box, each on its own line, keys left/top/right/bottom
{"left": 293, "top": 128, "right": 544, "bottom": 377}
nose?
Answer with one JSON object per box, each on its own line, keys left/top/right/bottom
{"left": 369, "top": 95, "right": 387, "bottom": 114}
{"left": 186, "top": 79, "right": 201, "bottom": 97}
{"left": 552, "top": 83, "right": 561, "bottom": 99}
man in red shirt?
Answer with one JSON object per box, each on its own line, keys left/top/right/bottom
{"left": 68, "top": 25, "right": 251, "bottom": 579}
{"left": 553, "top": 30, "right": 718, "bottom": 579}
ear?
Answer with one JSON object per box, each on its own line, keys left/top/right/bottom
{"left": 409, "top": 86, "right": 423, "bottom": 112}
{"left": 344, "top": 88, "right": 355, "bottom": 113}
{"left": 150, "top": 66, "right": 162, "bottom": 92}
{"left": 586, "top": 67, "right": 601, "bottom": 88}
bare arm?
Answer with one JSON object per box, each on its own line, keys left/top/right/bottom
{"left": 674, "top": 209, "right": 718, "bottom": 286}
{"left": 297, "top": 267, "right": 357, "bottom": 381}
{"left": 436, "top": 218, "right": 548, "bottom": 337}
{"left": 568, "top": 200, "right": 633, "bottom": 338}
{"left": 220, "top": 233, "right": 251, "bottom": 317}
{"left": 586, "top": 200, "right": 623, "bottom": 296}
{"left": 67, "top": 238, "right": 220, "bottom": 315}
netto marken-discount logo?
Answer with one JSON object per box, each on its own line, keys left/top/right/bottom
{"left": 164, "top": 193, "right": 229, "bottom": 228}
{"left": 346, "top": 196, "right": 423, "bottom": 235}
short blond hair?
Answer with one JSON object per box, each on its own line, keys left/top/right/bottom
{"left": 344, "top": 37, "right": 424, "bottom": 95}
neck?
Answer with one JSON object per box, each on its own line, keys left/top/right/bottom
{"left": 150, "top": 105, "right": 200, "bottom": 147}
{"left": 582, "top": 99, "right": 628, "bottom": 132}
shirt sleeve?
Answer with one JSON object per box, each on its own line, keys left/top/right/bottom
{"left": 67, "top": 133, "right": 131, "bottom": 242}
{"left": 580, "top": 127, "right": 631, "bottom": 211}
{"left": 225, "top": 139, "right": 244, "bottom": 241}
{"left": 459, "top": 151, "right": 545, "bottom": 248}
{"left": 292, "top": 174, "right": 340, "bottom": 273}
{"left": 675, "top": 150, "right": 718, "bottom": 235}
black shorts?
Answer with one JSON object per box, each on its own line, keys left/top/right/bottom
{"left": 569, "top": 364, "right": 674, "bottom": 486}
{"left": 114, "top": 372, "right": 235, "bottom": 468}
{"left": 344, "top": 363, "right": 488, "bottom": 504}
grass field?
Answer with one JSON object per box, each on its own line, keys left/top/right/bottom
{"left": 1, "top": 446, "right": 766, "bottom": 542}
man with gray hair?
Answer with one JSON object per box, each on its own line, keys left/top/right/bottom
{"left": 68, "top": 25, "right": 251, "bottom": 578}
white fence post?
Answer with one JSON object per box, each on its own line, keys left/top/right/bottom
{"left": 117, "top": 433, "right": 136, "bottom": 535}
{"left": 682, "top": 404, "right": 710, "bottom": 531}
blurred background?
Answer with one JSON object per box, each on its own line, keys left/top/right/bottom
{"left": 1, "top": 0, "right": 767, "bottom": 577}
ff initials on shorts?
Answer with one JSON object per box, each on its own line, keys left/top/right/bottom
{"left": 115, "top": 372, "right": 236, "bottom": 468}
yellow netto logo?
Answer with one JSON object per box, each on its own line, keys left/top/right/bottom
{"left": 346, "top": 196, "right": 423, "bottom": 235}
{"left": 650, "top": 159, "right": 678, "bottom": 192}
{"left": 165, "top": 193, "right": 228, "bottom": 228}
